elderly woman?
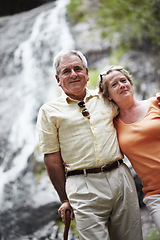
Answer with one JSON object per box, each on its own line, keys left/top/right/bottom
{"left": 99, "top": 65, "right": 160, "bottom": 232}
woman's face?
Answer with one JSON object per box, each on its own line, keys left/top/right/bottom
{"left": 104, "top": 70, "right": 133, "bottom": 103}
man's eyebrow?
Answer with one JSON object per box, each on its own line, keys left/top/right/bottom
{"left": 61, "top": 65, "right": 84, "bottom": 74}
{"left": 61, "top": 67, "right": 70, "bottom": 73}
{"left": 74, "top": 65, "right": 83, "bottom": 69}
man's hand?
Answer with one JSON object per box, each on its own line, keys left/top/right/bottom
{"left": 156, "top": 92, "right": 160, "bottom": 106}
{"left": 58, "top": 200, "right": 74, "bottom": 224}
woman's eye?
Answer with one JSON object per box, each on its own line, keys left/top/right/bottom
{"left": 112, "top": 82, "right": 117, "bottom": 87}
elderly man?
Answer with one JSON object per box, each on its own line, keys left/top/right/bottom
{"left": 37, "top": 50, "right": 143, "bottom": 240}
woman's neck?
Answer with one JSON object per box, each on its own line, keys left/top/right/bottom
{"left": 119, "top": 99, "right": 150, "bottom": 124}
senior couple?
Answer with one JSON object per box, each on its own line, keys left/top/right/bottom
{"left": 37, "top": 50, "right": 160, "bottom": 240}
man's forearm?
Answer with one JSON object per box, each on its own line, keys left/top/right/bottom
{"left": 44, "top": 152, "right": 68, "bottom": 203}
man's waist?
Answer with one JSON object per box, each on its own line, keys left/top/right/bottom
{"left": 66, "top": 159, "right": 123, "bottom": 177}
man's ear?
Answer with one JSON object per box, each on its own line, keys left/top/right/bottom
{"left": 86, "top": 68, "right": 89, "bottom": 82}
{"left": 55, "top": 74, "right": 61, "bottom": 86}
{"left": 108, "top": 96, "right": 112, "bottom": 101}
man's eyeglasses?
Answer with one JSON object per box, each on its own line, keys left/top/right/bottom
{"left": 78, "top": 101, "right": 90, "bottom": 119}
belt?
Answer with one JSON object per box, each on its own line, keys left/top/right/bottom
{"left": 66, "top": 159, "right": 123, "bottom": 177}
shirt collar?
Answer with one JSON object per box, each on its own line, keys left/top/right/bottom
{"left": 61, "top": 88, "right": 99, "bottom": 104}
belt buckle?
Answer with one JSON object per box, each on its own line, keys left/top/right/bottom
{"left": 83, "top": 169, "right": 87, "bottom": 177}
{"left": 101, "top": 164, "right": 107, "bottom": 171}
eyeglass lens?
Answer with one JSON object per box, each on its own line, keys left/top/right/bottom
{"left": 82, "top": 109, "right": 90, "bottom": 117}
{"left": 78, "top": 101, "right": 90, "bottom": 118}
{"left": 78, "top": 101, "right": 85, "bottom": 108}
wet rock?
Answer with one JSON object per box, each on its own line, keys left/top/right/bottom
{"left": 0, "top": 202, "right": 60, "bottom": 240}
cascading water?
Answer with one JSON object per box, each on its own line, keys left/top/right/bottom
{"left": 0, "top": 0, "right": 76, "bottom": 239}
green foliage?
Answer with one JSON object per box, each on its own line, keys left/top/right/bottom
{"left": 57, "top": 219, "right": 79, "bottom": 238}
{"left": 109, "top": 47, "right": 127, "bottom": 65}
{"left": 96, "top": 0, "right": 160, "bottom": 50}
{"left": 88, "top": 68, "right": 100, "bottom": 89}
{"left": 34, "top": 161, "right": 46, "bottom": 181}
{"left": 67, "top": 0, "right": 88, "bottom": 23}
{"left": 145, "top": 229, "right": 160, "bottom": 240}
{"left": 87, "top": 47, "right": 128, "bottom": 89}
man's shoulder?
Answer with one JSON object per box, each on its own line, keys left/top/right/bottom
{"left": 40, "top": 95, "right": 65, "bottom": 111}
{"left": 86, "top": 88, "right": 99, "bottom": 98}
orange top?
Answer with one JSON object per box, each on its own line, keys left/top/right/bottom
{"left": 115, "top": 97, "right": 160, "bottom": 198}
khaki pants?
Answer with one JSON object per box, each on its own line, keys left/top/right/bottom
{"left": 144, "top": 194, "right": 160, "bottom": 232}
{"left": 66, "top": 163, "right": 143, "bottom": 240}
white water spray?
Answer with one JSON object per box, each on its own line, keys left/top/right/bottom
{"left": 0, "top": 0, "right": 75, "bottom": 206}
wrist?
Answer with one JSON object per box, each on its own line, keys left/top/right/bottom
{"left": 62, "top": 199, "right": 69, "bottom": 203}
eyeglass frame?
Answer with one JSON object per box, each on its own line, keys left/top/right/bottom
{"left": 99, "top": 66, "right": 123, "bottom": 87}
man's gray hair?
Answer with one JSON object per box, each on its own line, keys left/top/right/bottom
{"left": 53, "top": 50, "right": 88, "bottom": 75}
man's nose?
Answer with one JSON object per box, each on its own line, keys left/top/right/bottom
{"left": 70, "top": 69, "right": 77, "bottom": 77}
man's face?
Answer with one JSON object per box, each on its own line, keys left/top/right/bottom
{"left": 56, "top": 54, "right": 89, "bottom": 100}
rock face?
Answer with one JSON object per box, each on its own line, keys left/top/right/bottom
{"left": 0, "top": 0, "right": 159, "bottom": 239}
{"left": 0, "top": 0, "right": 54, "bottom": 16}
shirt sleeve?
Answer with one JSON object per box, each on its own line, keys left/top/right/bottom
{"left": 110, "top": 101, "right": 119, "bottom": 118}
{"left": 37, "top": 106, "right": 60, "bottom": 154}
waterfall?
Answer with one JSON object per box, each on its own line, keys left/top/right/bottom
{"left": 0, "top": 0, "right": 75, "bottom": 206}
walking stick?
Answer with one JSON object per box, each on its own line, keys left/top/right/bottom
{"left": 63, "top": 209, "right": 71, "bottom": 240}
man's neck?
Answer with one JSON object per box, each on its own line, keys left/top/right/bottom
{"left": 66, "top": 90, "right": 86, "bottom": 101}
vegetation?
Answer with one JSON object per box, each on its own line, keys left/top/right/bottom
{"left": 108, "top": 47, "right": 127, "bottom": 65}
{"left": 56, "top": 219, "right": 79, "bottom": 238}
{"left": 145, "top": 229, "right": 160, "bottom": 240}
{"left": 67, "top": 0, "right": 160, "bottom": 51}
{"left": 88, "top": 68, "right": 100, "bottom": 89}
{"left": 96, "top": 0, "right": 160, "bottom": 51}
{"left": 67, "top": 0, "right": 88, "bottom": 23}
